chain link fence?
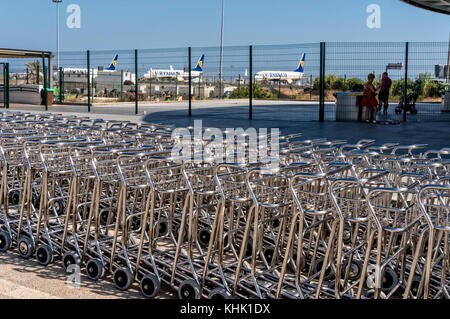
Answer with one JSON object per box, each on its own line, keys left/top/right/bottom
{"left": 1, "top": 42, "right": 449, "bottom": 121}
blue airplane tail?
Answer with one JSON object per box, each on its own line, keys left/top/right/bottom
{"left": 105, "top": 54, "right": 119, "bottom": 71}
{"left": 293, "top": 53, "right": 305, "bottom": 73}
{"left": 192, "top": 54, "right": 205, "bottom": 72}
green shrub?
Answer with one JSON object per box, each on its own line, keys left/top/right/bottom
{"left": 423, "top": 81, "right": 444, "bottom": 98}
{"left": 229, "top": 83, "right": 275, "bottom": 99}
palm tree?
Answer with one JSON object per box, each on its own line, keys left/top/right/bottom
{"left": 25, "top": 60, "right": 41, "bottom": 84}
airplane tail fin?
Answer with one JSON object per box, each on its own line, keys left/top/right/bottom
{"left": 294, "top": 53, "right": 305, "bottom": 73}
{"left": 105, "top": 54, "right": 119, "bottom": 71}
{"left": 192, "top": 54, "right": 205, "bottom": 72}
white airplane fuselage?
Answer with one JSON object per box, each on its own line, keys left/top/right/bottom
{"left": 145, "top": 69, "right": 202, "bottom": 81}
{"left": 254, "top": 71, "right": 304, "bottom": 83}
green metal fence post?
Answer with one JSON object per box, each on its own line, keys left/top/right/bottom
{"left": 403, "top": 42, "right": 409, "bottom": 122}
{"left": 319, "top": 42, "right": 325, "bottom": 122}
{"left": 149, "top": 73, "right": 152, "bottom": 100}
{"left": 249, "top": 45, "right": 253, "bottom": 120}
{"left": 37, "top": 64, "right": 40, "bottom": 85}
{"left": 87, "top": 50, "right": 91, "bottom": 112}
{"left": 4, "top": 63, "right": 9, "bottom": 109}
{"left": 42, "top": 53, "right": 48, "bottom": 111}
{"left": 188, "top": 47, "right": 192, "bottom": 117}
{"left": 135, "top": 49, "right": 138, "bottom": 115}
{"left": 120, "top": 70, "right": 123, "bottom": 100}
{"left": 59, "top": 67, "right": 63, "bottom": 104}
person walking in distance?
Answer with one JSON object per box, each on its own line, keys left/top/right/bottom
{"left": 378, "top": 72, "right": 392, "bottom": 115}
{"left": 361, "top": 73, "right": 378, "bottom": 123}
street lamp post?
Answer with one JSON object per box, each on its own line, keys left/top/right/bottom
{"left": 219, "top": 0, "right": 224, "bottom": 99}
{"left": 53, "top": 0, "right": 62, "bottom": 71}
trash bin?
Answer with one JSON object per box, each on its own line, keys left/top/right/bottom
{"left": 335, "top": 92, "right": 363, "bottom": 121}
{"left": 442, "top": 91, "right": 450, "bottom": 112}
{"left": 41, "top": 88, "right": 54, "bottom": 106}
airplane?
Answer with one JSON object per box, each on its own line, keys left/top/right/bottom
{"left": 254, "top": 53, "right": 305, "bottom": 84}
{"left": 144, "top": 54, "right": 205, "bottom": 81}
{"left": 63, "top": 54, "right": 119, "bottom": 73}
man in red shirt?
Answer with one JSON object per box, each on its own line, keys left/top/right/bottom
{"left": 378, "top": 72, "right": 392, "bottom": 115}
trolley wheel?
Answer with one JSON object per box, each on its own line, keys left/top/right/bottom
{"left": 197, "top": 228, "right": 211, "bottom": 248}
{"left": 364, "top": 289, "right": 387, "bottom": 299}
{"left": 140, "top": 274, "right": 160, "bottom": 298}
{"left": 36, "top": 244, "right": 54, "bottom": 266}
{"left": 86, "top": 258, "right": 105, "bottom": 281}
{"left": 245, "top": 239, "right": 253, "bottom": 257}
{"left": 272, "top": 219, "right": 280, "bottom": 229}
{"left": 173, "top": 223, "right": 188, "bottom": 242}
{"left": 113, "top": 267, "right": 134, "bottom": 291}
{"left": 53, "top": 199, "right": 65, "bottom": 215}
{"left": 131, "top": 217, "right": 141, "bottom": 231}
{"left": 341, "top": 259, "right": 363, "bottom": 280}
{"left": 100, "top": 210, "right": 115, "bottom": 226}
{"left": 178, "top": 279, "right": 201, "bottom": 299}
{"left": 158, "top": 221, "right": 169, "bottom": 237}
{"left": 291, "top": 252, "right": 307, "bottom": 271}
{"left": 313, "top": 257, "right": 335, "bottom": 281}
{"left": 381, "top": 266, "right": 399, "bottom": 293}
{"left": 263, "top": 247, "right": 275, "bottom": 264}
{"left": 62, "top": 251, "right": 81, "bottom": 273}
{"left": 17, "top": 236, "right": 34, "bottom": 259}
{"left": 409, "top": 275, "right": 422, "bottom": 297}
{"left": 9, "top": 190, "right": 20, "bottom": 206}
{"left": 32, "top": 193, "right": 40, "bottom": 209}
{"left": 208, "top": 287, "right": 232, "bottom": 299}
{"left": 0, "top": 231, "right": 12, "bottom": 252}
{"left": 342, "top": 224, "right": 352, "bottom": 244}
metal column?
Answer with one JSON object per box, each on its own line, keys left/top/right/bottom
{"left": 87, "top": 50, "right": 91, "bottom": 112}
{"left": 319, "top": 42, "right": 325, "bottom": 122}
{"left": 135, "top": 49, "right": 138, "bottom": 114}
{"left": 249, "top": 45, "right": 253, "bottom": 120}
{"left": 403, "top": 42, "right": 409, "bottom": 122}
{"left": 188, "top": 47, "right": 192, "bottom": 117}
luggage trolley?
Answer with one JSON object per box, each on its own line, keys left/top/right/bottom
{"left": 232, "top": 164, "right": 314, "bottom": 299}
{"left": 404, "top": 181, "right": 450, "bottom": 299}
{"left": 134, "top": 155, "right": 192, "bottom": 298}
{"left": 275, "top": 163, "right": 354, "bottom": 299}
{"left": 357, "top": 174, "right": 430, "bottom": 299}
{"left": 81, "top": 145, "right": 157, "bottom": 282}
{"left": 32, "top": 138, "right": 104, "bottom": 266}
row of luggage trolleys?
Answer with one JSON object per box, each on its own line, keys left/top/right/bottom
{"left": 0, "top": 111, "right": 448, "bottom": 299}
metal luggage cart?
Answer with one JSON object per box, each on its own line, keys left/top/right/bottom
{"left": 233, "top": 164, "right": 315, "bottom": 299}
{"left": 201, "top": 163, "right": 253, "bottom": 299}
{"left": 169, "top": 158, "right": 222, "bottom": 299}
{"left": 133, "top": 155, "right": 192, "bottom": 298}
{"left": 15, "top": 137, "right": 87, "bottom": 260}
{"left": 404, "top": 181, "right": 449, "bottom": 299}
{"left": 275, "top": 163, "right": 354, "bottom": 299}
{"left": 357, "top": 177, "right": 428, "bottom": 299}
{"left": 326, "top": 168, "right": 391, "bottom": 299}
{"left": 60, "top": 142, "right": 136, "bottom": 273}
{"left": 31, "top": 139, "right": 104, "bottom": 266}
{"left": 81, "top": 145, "right": 157, "bottom": 282}
{"left": 0, "top": 133, "right": 49, "bottom": 253}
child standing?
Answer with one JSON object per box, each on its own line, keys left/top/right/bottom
{"left": 361, "top": 73, "right": 378, "bottom": 123}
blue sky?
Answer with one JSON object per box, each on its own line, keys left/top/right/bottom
{"left": 0, "top": 0, "right": 449, "bottom": 52}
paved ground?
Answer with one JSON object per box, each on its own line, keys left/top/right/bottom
{"left": 0, "top": 100, "right": 449, "bottom": 299}
{"left": 0, "top": 252, "right": 178, "bottom": 299}
{"left": 7, "top": 99, "right": 450, "bottom": 149}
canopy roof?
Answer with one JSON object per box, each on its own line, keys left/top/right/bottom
{"left": 401, "top": 0, "right": 450, "bottom": 15}
{"left": 0, "top": 48, "right": 53, "bottom": 59}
